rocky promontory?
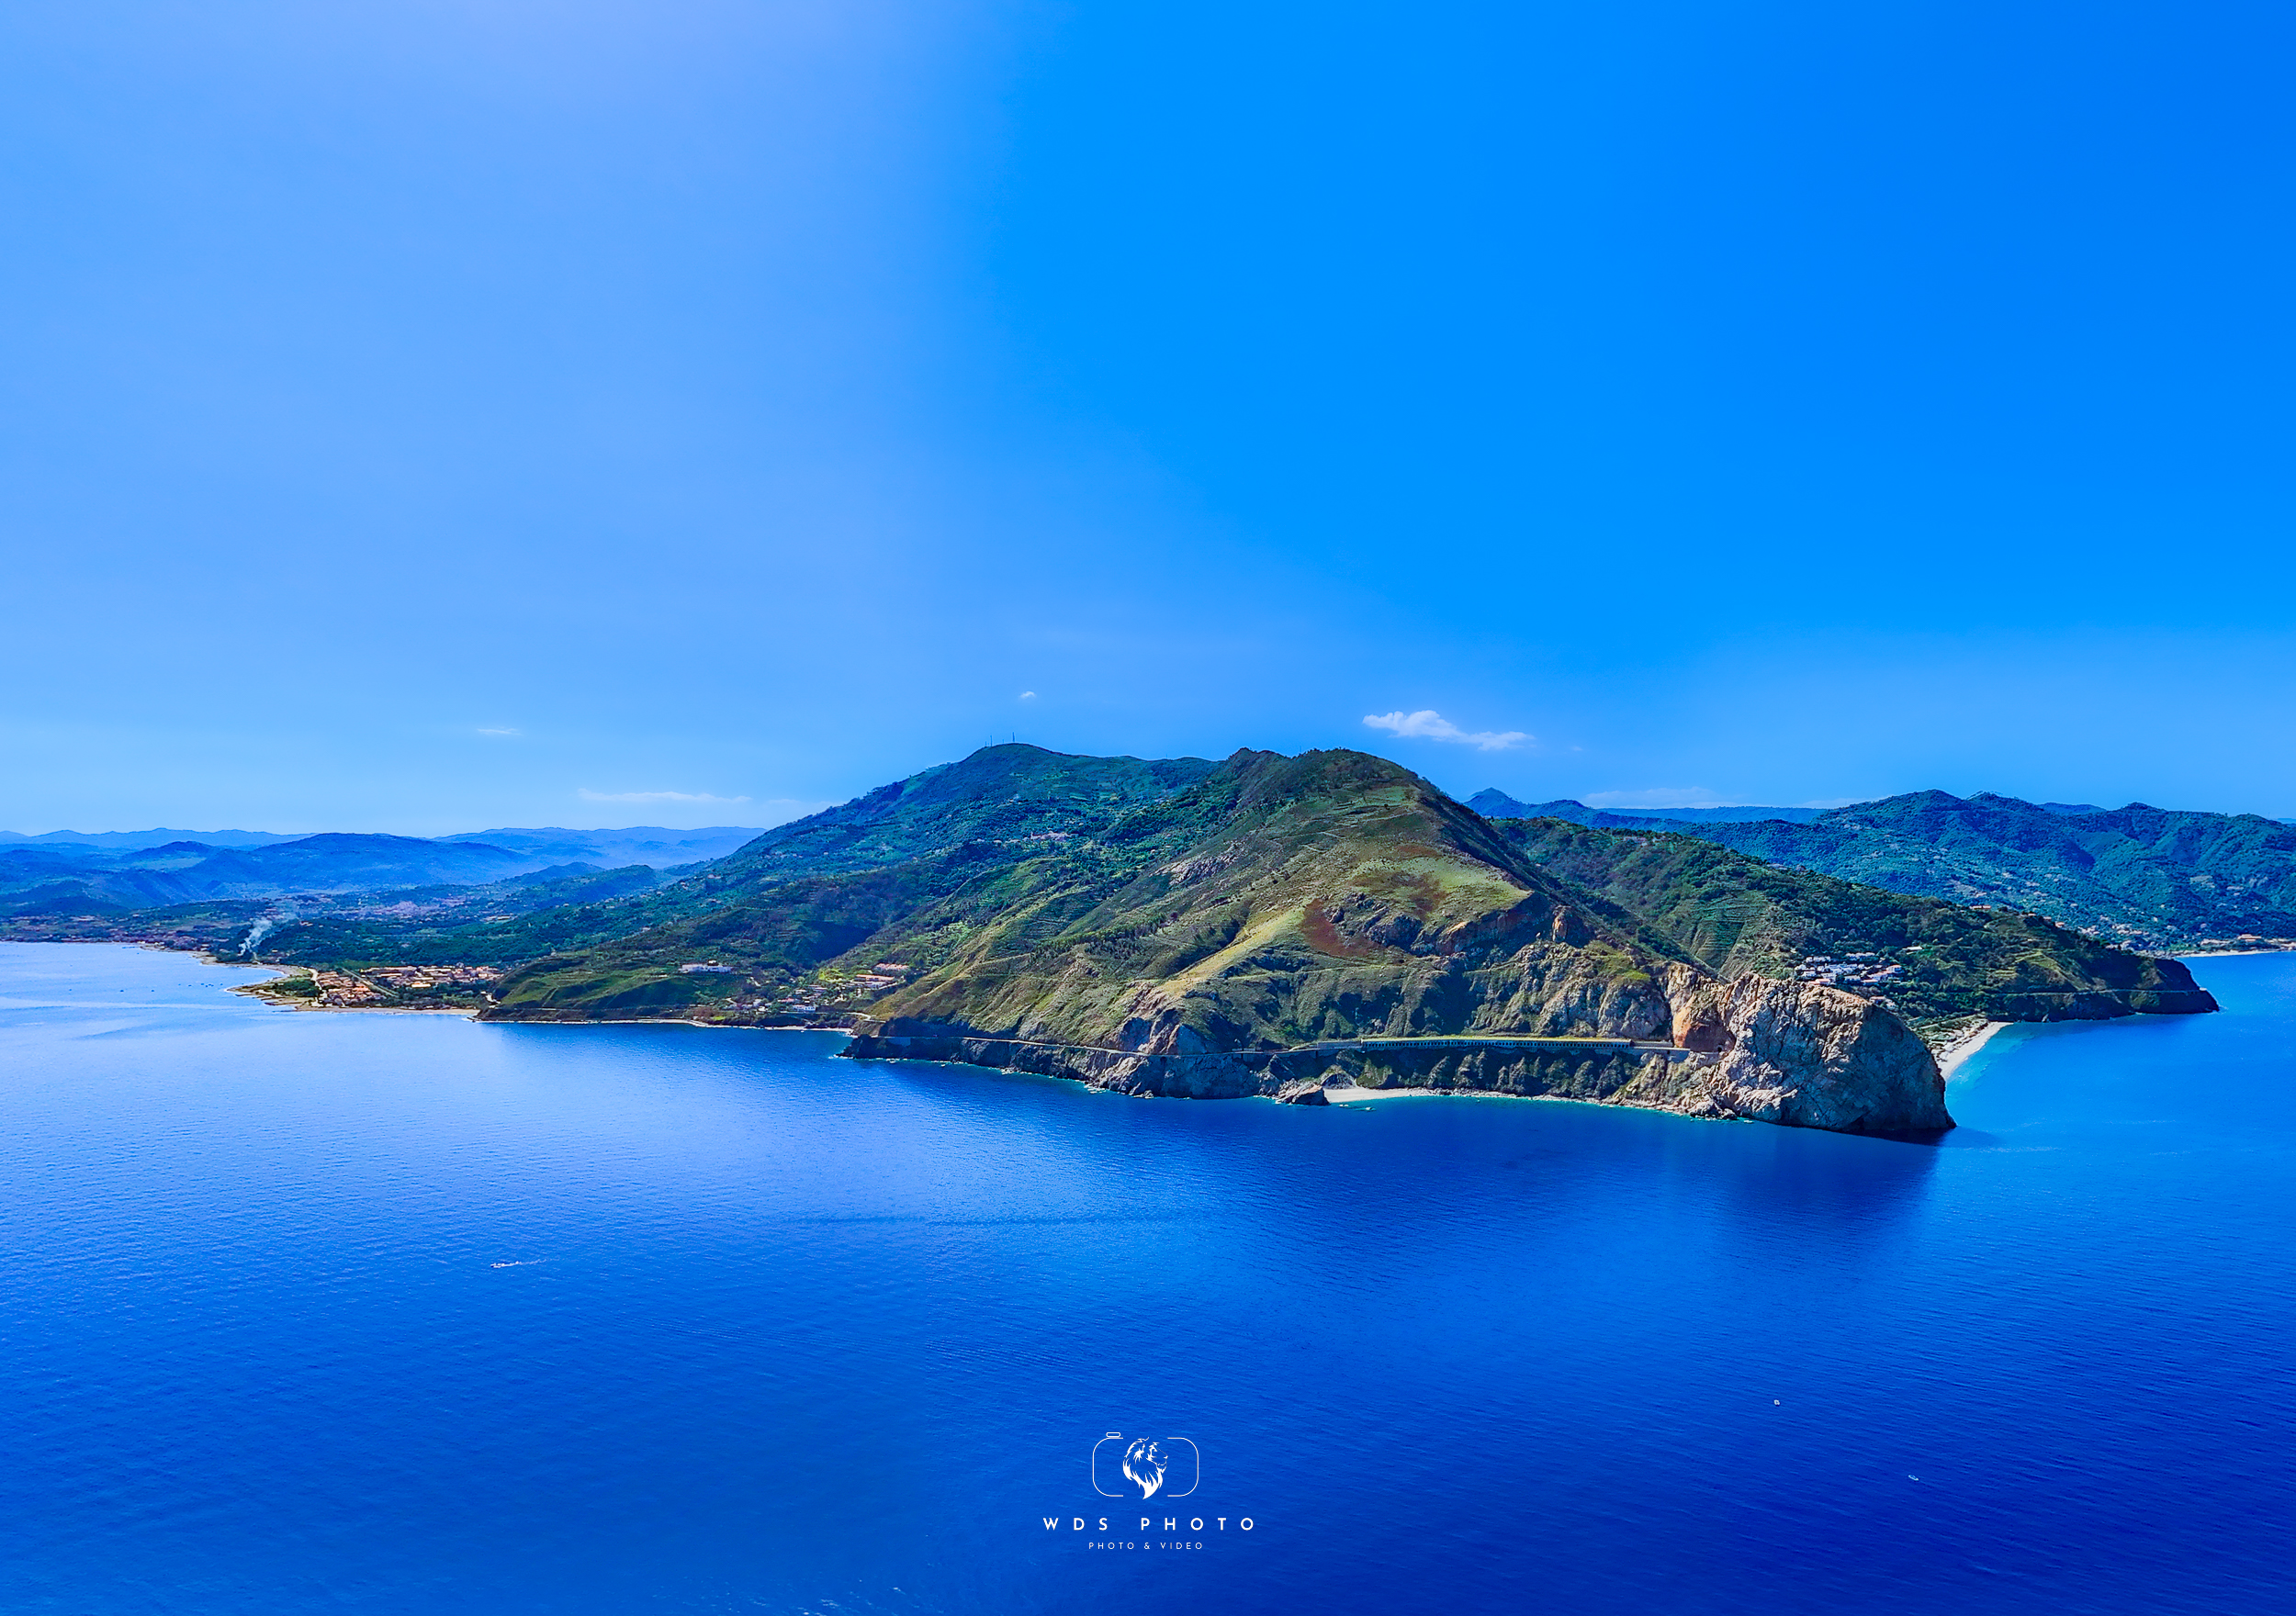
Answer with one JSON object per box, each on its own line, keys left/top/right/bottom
{"left": 422, "top": 743, "right": 2220, "bottom": 1139}
{"left": 831, "top": 752, "right": 1953, "bottom": 1136}
{"left": 846, "top": 961, "right": 1948, "bottom": 1136}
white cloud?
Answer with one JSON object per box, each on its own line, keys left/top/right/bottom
{"left": 1582, "top": 788, "right": 1727, "bottom": 809}
{"left": 1019, "top": 690, "right": 1037, "bottom": 700}
{"left": 477, "top": 726, "right": 520, "bottom": 736}
{"left": 1363, "top": 710, "right": 1529, "bottom": 751}
{"left": 577, "top": 788, "right": 753, "bottom": 805}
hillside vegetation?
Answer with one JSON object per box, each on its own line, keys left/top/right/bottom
{"left": 480, "top": 746, "right": 1696, "bottom": 1034}
{"left": 1632, "top": 791, "right": 2296, "bottom": 950}
{"left": 474, "top": 746, "right": 2207, "bottom": 1048}
{"left": 1496, "top": 818, "right": 2212, "bottom": 1035}
{"left": 12, "top": 746, "right": 2220, "bottom": 1062}
{"left": 483, "top": 747, "right": 1968, "bottom": 1134}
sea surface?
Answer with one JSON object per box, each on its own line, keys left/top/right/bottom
{"left": 0, "top": 943, "right": 2290, "bottom": 1614}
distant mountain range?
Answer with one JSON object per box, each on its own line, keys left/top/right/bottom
{"left": 0, "top": 824, "right": 762, "bottom": 860}
{"left": 1471, "top": 791, "right": 2296, "bottom": 950}
{"left": 0, "top": 827, "right": 306, "bottom": 849}
{"left": 433, "top": 827, "right": 766, "bottom": 869}
{"left": 1469, "top": 791, "right": 2296, "bottom": 832}
{"left": 0, "top": 825, "right": 764, "bottom": 916}
{"left": 1467, "top": 794, "right": 1827, "bottom": 825}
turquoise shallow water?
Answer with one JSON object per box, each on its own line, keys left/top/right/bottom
{"left": 0, "top": 942, "right": 2290, "bottom": 1613}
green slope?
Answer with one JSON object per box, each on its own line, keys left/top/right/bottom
{"left": 1494, "top": 817, "right": 2214, "bottom": 1035}
{"left": 484, "top": 747, "right": 1683, "bottom": 1035}
{"left": 113, "top": 742, "right": 2214, "bottom": 1053}
{"left": 482, "top": 751, "right": 2215, "bottom": 1042}
{"left": 849, "top": 747, "right": 1669, "bottom": 1050}
{"left": 474, "top": 745, "right": 1226, "bottom": 1017}
{"left": 479, "top": 747, "right": 1971, "bottom": 1135}
{"left": 149, "top": 745, "right": 1216, "bottom": 993}
{"left": 1638, "top": 791, "right": 2296, "bottom": 949}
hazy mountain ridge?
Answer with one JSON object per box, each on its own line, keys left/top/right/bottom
{"left": 0, "top": 835, "right": 535, "bottom": 915}
{"left": 1467, "top": 792, "right": 1827, "bottom": 825}
{"left": 434, "top": 827, "right": 764, "bottom": 868}
{"left": 0, "top": 827, "right": 306, "bottom": 850}
{"left": 0, "top": 825, "right": 763, "bottom": 916}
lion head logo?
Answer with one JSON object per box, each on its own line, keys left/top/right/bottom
{"left": 1121, "top": 1438, "right": 1170, "bottom": 1498}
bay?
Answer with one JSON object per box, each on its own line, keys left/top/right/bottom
{"left": 0, "top": 941, "right": 2289, "bottom": 1613}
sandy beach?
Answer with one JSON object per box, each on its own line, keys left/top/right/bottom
{"left": 1937, "top": 1019, "right": 2011, "bottom": 1077}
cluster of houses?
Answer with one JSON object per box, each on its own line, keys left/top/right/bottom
{"left": 366, "top": 965, "right": 503, "bottom": 993}
{"left": 660, "top": 960, "right": 922, "bottom": 1021}
{"left": 298, "top": 965, "right": 504, "bottom": 1006}
{"left": 1795, "top": 952, "right": 1906, "bottom": 991}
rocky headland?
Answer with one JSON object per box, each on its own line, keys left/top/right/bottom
{"left": 95, "top": 741, "right": 2232, "bottom": 1140}
{"left": 826, "top": 749, "right": 1952, "bottom": 1135}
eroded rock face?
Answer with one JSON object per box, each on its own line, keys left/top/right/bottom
{"left": 1649, "top": 970, "right": 1950, "bottom": 1134}
{"left": 844, "top": 968, "right": 1952, "bottom": 1137}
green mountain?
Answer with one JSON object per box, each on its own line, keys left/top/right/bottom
{"left": 151, "top": 746, "right": 1224, "bottom": 992}
{"left": 459, "top": 746, "right": 1223, "bottom": 1011}
{"left": 479, "top": 746, "right": 1968, "bottom": 1134}
{"left": 1494, "top": 817, "right": 2212, "bottom": 1034}
{"left": 1602, "top": 791, "right": 2296, "bottom": 950}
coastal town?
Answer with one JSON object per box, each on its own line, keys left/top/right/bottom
{"left": 250, "top": 964, "right": 505, "bottom": 1010}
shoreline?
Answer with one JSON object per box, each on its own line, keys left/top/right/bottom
{"left": 230, "top": 993, "right": 851, "bottom": 1031}
{"left": 1937, "top": 1019, "right": 2011, "bottom": 1078}
{"left": 10, "top": 940, "right": 1941, "bottom": 1137}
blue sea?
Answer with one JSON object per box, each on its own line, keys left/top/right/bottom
{"left": 0, "top": 943, "right": 2290, "bottom": 1614}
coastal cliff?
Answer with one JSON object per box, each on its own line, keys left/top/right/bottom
{"left": 848, "top": 965, "right": 1949, "bottom": 1135}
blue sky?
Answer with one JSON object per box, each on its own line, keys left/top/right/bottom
{"left": 5, "top": 0, "right": 2294, "bottom": 833}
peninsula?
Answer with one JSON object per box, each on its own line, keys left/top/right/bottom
{"left": 10, "top": 746, "right": 2231, "bottom": 1138}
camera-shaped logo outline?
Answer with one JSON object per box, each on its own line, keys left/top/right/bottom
{"left": 1091, "top": 1431, "right": 1200, "bottom": 1499}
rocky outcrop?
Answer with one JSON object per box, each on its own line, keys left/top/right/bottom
{"left": 1654, "top": 969, "right": 1950, "bottom": 1133}
{"left": 842, "top": 968, "right": 1952, "bottom": 1137}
